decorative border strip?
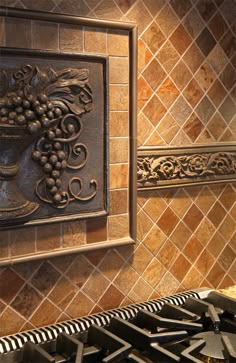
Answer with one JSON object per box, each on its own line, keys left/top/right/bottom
{"left": 0, "top": 290, "right": 201, "bottom": 354}
{"left": 138, "top": 144, "right": 236, "bottom": 190}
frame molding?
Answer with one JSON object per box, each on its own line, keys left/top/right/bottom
{"left": 0, "top": 7, "right": 137, "bottom": 266}
{"left": 138, "top": 144, "right": 236, "bottom": 190}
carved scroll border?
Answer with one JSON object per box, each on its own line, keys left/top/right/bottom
{"left": 138, "top": 144, "right": 236, "bottom": 190}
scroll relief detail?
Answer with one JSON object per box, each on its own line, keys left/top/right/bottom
{"left": 0, "top": 64, "right": 97, "bottom": 210}
{"left": 137, "top": 152, "right": 236, "bottom": 187}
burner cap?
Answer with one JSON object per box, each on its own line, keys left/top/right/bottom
{"left": 191, "top": 332, "right": 236, "bottom": 360}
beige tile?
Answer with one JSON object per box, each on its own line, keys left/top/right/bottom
{"left": 110, "top": 111, "right": 129, "bottom": 137}
{"left": 63, "top": 220, "right": 86, "bottom": 248}
{"left": 110, "top": 85, "right": 129, "bottom": 111}
{"left": 59, "top": 24, "right": 83, "bottom": 51}
{"left": 110, "top": 164, "right": 129, "bottom": 189}
{"left": 109, "top": 57, "right": 129, "bottom": 84}
{"left": 5, "top": 17, "right": 31, "bottom": 48}
{"left": 110, "top": 137, "right": 129, "bottom": 163}
{"left": 9, "top": 227, "right": 36, "bottom": 257}
{"left": 108, "top": 30, "right": 129, "bottom": 56}
{"left": 32, "top": 20, "right": 59, "bottom": 50}
{"left": 84, "top": 27, "right": 107, "bottom": 53}
{"left": 108, "top": 214, "right": 129, "bottom": 240}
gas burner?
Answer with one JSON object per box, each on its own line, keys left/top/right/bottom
{"left": 1, "top": 289, "right": 236, "bottom": 363}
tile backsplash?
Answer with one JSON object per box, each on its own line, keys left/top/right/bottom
{"left": 0, "top": 0, "right": 235, "bottom": 336}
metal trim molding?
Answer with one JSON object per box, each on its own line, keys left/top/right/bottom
{"left": 138, "top": 144, "right": 236, "bottom": 190}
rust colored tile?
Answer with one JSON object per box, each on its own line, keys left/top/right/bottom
{"left": 63, "top": 220, "right": 86, "bottom": 248}
{"left": 207, "top": 202, "right": 226, "bottom": 228}
{"left": 156, "top": 4, "right": 179, "bottom": 37}
{"left": 5, "top": 17, "right": 31, "bottom": 48}
{"left": 208, "top": 12, "right": 228, "bottom": 41}
{"left": 0, "top": 268, "right": 24, "bottom": 304}
{"left": 48, "top": 277, "right": 77, "bottom": 310}
{"left": 143, "top": 95, "right": 167, "bottom": 126}
{"left": 30, "top": 262, "right": 60, "bottom": 296}
{"left": 219, "top": 215, "right": 236, "bottom": 241}
{"left": 183, "top": 43, "right": 204, "bottom": 74}
{"left": 110, "top": 111, "right": 129, "bottom": 137}
{"left": 125, "top": 1, "right": 152, "bottom": 35}
{"left": 218, "top": 275, "right": 235, "bottom": 289}
{"left": 157, "top": 207, "right": 179, "bottom": 236}
{"left": 98, "top": 249, "right": 124, "bottom": 280}
{"left": 207, "top": 231, "right": 225, "bottom": 258}
{"left": 230, "top": 204, "right": 236, "bottom": 224}
{"left": 207, "top": 45, "right": 228, "bottom": 74}
{"left": 183, "top": 113, "right": 204, "bottom": 142}
{"left": 65, "top": 255, "right": 94, "bottom": 288}
{"left": 49, "top": 255, "right": 74, "bottom": 274}
{"left": 157, "top": 113, "right": 179, "bottom": 143}
{"left": 219, "top": 95, "right": 235, "bottom": 123}
{"left": 170, "top": 254, "right": 191, "bottom": 282}
{"left": 143, "top": 225, "right": 167, "bottom": 255}
{"left": 169, "top": 0, "right": 192, "bottom": 19}
{"left": 87, "top": 217, "right": 107, "bottom": 243}
{"left": 137, "top": 209, "right": 153, "bottom": 241}
{"left": 195, "top": 186, "right": 217, "bottom": 214}
{"left": 0, "top": 230, "right": 9, "bottom": 259}
{"left": 59, "top": 24, "right": 83, "bottom": 51}
{"left": 137, "top": 112, "right": 154, "bottom": 146}
{"left": 220, "top": 184, "right": 236, "bottom": 210}
{"left": 143, "top": 258, "right": 166, "bottom": 287}
{"left": 98, "top": 284, "right": 124, "bottom": 310}
{"left": 169, "top": 189, "right": 192, "bottom": 218}
{"left": 195, "top": 62, "right": 216, "bottom": 91}
{"left": 158, "top": 239, "right": 179, "bottom": 269}
{"left": 84, "top": 27, "right": 106, "bottom": 53}
{"left": 183, "top": 78, "right": 204, "bottom": 108}
{"left": 36, "top": 223, "right": 61, "bottom": 251}
{"left": 30, "top": 299, "right": 61, "bottom": 328}
{"left": 110, "top": 164, "right": 128, "bottom": 189}
{"left": 195, "top": 249, "right": 215, "bottom": 276}
{"left": 156, "top": 271, "right": 180, "bottom": 297}
{"left": 170, "top": 60, "right": 192, "bottom": 90}
{"left": 108, "top": 214, "right": 129, "bottom": 240}
{"left": 113, "top": 263, "right": 139, "bottom": 295}
{"left": 11, "top": 284, "right": 43, "bottom": 319}
{"left": 128, "top": 277, "right": 153, "bottom": 303}
{"left": 138, "top": 39, "right": 153, "bottom": 73}
{"left": 94, "top": 0, "right": 123, "bottom": 20}
{"left": 9, "top": 227, "right": 36, "bottom": 257}
{"left": 182, "top": 266, "right": 203, "bottom": 290}
{"left": 82, "top": 270, "right": 110, "bottom": 301}
{"left": 142, "top": 59, "right": 167, "bottom": 91}
{"left": 157, "top": 77, "right": 180, "bottom": 108}
{"left": 109, "top": 57, "right": 129, "bottom": 84}
{"left": 110, "top": 85, "right": 129, "bottom": 111}
{"left": 206, "top": 262, "right": 225, "bottom": 287}
{"left": 137, "top": 76, "right": 153, "bottom": 109}
{"left": 183, "top": 236, "right": 203, "bottom": 263}
{"left": 170, "top": 222, "right": 192, "bottom": 250}
{"left": 207, "top": 79, "right": 227, "bottom": 107}
{"left": 169, "top": 24, "right": 192, "bottom": 55}
{"left": 228, "top": 261, "right": 236, "bottom": 282}
{"left": 196, "top": 27, "right": 216, "bottom": 57}
{"left": 66, "top": 291, "right": 94, "bottom": 319}
{"left": 143, "top": 196, "right": 167, "bottom": 223}
{"left": 20, "top": 321, "right": 35, "bottom": 332}
{"left": 207, "top": 112, "right": 227, "bottom": 140}
{"left": 220, "top": 29, "right": 235, "bottom": 59}
{"left": 142, "top": 21, "right": 165, "bottom": 54}
{"left": 145, "top": 131, "right": 165, "bottom": 146}
{"left": 218, "top": 245, "right": 236, "bottom": 272}
{"left": 220, "top": 63, "right": 236, "bottom": 91}
{"left": 196, "top": 0, "right": 217, "bottom": 22}
{"left": 110, "top": 189, "right": 128, "bottom": 215}
{"left": 0, "top": 307, "right": 25, "bottom": 337}
{"left": 32, "top": 20, "right": 59, "bottom": 50}
{"left": 195, "top": 218, "right": 216, "bottom": 246}
{"left": 183, "top": 204, "right": 204, "bottom": 232}
{"left": 108, "top": 30, "right": 129, "bottom": 56}
{"left": 128, "top": 244, "right": 153, "bottom": 274}
{"left": 156, "top": 41, "right": 180, "bottom": 73}
{"left": 183, "top": 8, "right": 204, "bottom": 38}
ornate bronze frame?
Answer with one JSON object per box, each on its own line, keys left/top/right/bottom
{"left": 138, "top": 144, "right": 236, "bottom": 190}
{"left": 0, "top": 7, "right": 137, "bottom": 266}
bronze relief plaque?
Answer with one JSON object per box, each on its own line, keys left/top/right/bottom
{"left": 0, "top": 49, "right": 108, "bottom": 228}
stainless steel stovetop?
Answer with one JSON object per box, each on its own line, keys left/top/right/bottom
{"left": 0, "top": 288, "right": 236, "bottom": 362}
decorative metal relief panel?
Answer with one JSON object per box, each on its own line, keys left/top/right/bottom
{"left": 0, "top": 48, "right": 108, "bottom": 228}
{"left": 138, "top": 145, "right": 236, "bottom": 190}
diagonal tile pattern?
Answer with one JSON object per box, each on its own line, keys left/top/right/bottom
{"left": 0, "top": 0, "right": 235, "bottom": 337}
